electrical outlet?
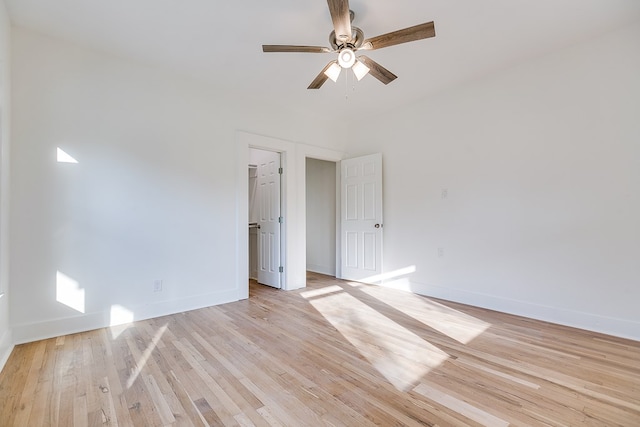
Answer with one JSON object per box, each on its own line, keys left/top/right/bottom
{"left": 153, "top": 280, "right": 163, "bottom": 292}
{"left": 437, "top": 248, "right": 445, "bottom": 258}
{"left": 441, "top": 189, "right": 448, "bottom": 200}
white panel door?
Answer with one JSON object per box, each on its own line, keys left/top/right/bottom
{"left": 256, "top": 150, "right": 282, "bottom": 288}
{"left": 340, "top": 153, "right": 383, "bottom": 282}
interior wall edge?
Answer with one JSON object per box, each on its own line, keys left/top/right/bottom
{"left": 0, "top": 0, "right": 12, "bottom": 369}
{"left": 0, "top": 329, "right": 13, "bottom": 372}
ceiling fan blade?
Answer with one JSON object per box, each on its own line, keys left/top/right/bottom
{"left": 263, "top": 45, "right": 332, "bottom": 53}
{"left": 358, "top": 56, "right": 397, "bottom": 85}
{"left": 308, "top": 61, "right": 336, "bottom": 89}
{"left": 361, "top": 21, "right": 435, "bottom": 51}
{"left": 327, "top": 0, "right": 352, "bottom": 43}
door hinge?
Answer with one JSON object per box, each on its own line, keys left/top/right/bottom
{"left": 278, "top": 167, "right": 283, "bottom": 175}
{"left": 278, "top": 266, "right": 284, "bottom": 273}
{"left": 278, "top": 217, "right": 283, "bottom": 224}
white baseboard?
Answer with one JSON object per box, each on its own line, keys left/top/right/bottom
{"left": 307, "top": 264, "right": 335, "bottom": 276}
{"left": 12, "top": 289, "right": 240, "bottom": 345}
{"left": 403, "top": 281, "right": 640, "bottom": 342}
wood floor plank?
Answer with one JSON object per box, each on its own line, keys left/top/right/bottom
{"left": 1, "top": 272, "right": 639, "bottom": 426}
{"left": 0, "top": 344, "right": 37, "bottom": 422}
{"left": 414, "top": 382, "right": 510, "bottom": 426}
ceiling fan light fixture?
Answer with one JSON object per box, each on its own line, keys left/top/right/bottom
{"left": 352, "top": 59, "right": 370, "bottom": 81}
{"left": 338, "top": 48, "right": 356, "bottom": 69}
{"left": 324, "top": 62, "right": 342, "bottom": 82}
{"left": 262, "top": 4, "right": 436, "bottom": 90}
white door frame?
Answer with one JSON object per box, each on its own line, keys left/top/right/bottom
{"left": 235, "top": 131, "right": 344, "bottom": 298}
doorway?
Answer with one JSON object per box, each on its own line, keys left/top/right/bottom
{"left": 236, "top": 130, "right": 347, "bottom": 297}
{"left": 306, "top": 158, "right": 337, "bottom": 277}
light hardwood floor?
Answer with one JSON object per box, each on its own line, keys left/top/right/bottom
{"left": 1, "top": 272, "right": 639, "bottom": 426}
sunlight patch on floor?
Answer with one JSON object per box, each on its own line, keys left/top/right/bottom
{"left": 300, "top": 285, "right": 344, "bottom": 299}
{"left": 357, "top": 265, "right": 417, "bottom": 287}
{"left": 359, "top": 285, "right": 490, "bottom": 344}
{"left": 126, "top": 323, "right": 168, "bottom": 389}
{"left": 306, "top": 290, "right": 449, "bottom": 391}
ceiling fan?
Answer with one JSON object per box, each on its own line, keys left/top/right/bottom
{"left": 262, "top": 0, "right": 436, "bottom": 89}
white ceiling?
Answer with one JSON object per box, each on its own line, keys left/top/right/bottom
{"left": 6, "top": 0, "right": 640, "bottom": 121}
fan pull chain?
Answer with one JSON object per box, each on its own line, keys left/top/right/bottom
{"left": 352, "top": 68, "right": 357, "bottom": 93}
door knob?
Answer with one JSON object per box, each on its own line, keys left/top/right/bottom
{"left": 374, "top": 224, "right": 382, "bottom": 228}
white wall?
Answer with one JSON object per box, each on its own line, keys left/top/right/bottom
{"left": 0, "top": 0, "right": 12, "bottom": 368}
{"left": 6, "top": 17, "right": 639, "bottom": 350}
{"left": 9, "top": 27, "right": 344, "bottom": 344}
{"left": 347, "top": 22, "right": 640, "bottom": 340}
{"left": 306, "top": 158, "right": 336, "bottom": 275}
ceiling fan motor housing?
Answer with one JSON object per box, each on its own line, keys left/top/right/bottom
{"left": 330, "top": 27, "right": 365, "bottom": 51}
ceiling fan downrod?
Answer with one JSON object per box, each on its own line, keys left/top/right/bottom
{"left": 330, "top": 11, "right": 364, "bottom": 51}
